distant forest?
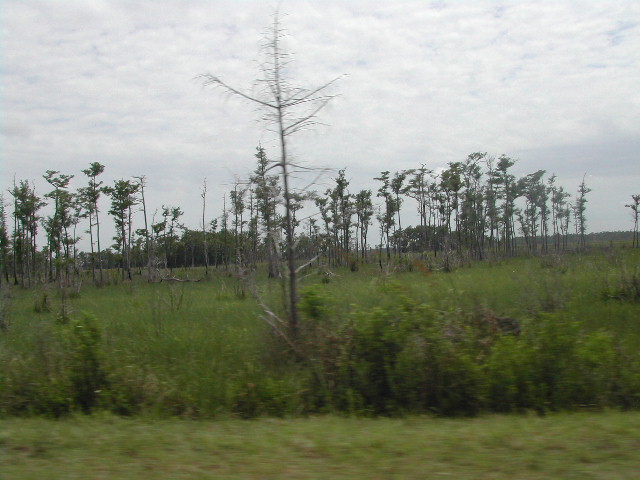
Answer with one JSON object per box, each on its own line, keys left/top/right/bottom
{"left": 2, "top": 149, "right": 639, "bottom": 288}
{"left": 550, "top": 231, "right": 636, "bottom": 243}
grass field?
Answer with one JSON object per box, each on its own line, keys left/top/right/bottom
{"left": 1, "top": 246, "right": 640, "bottom": 417}
{"left": 3, "top": 411, "right": 640, "bottom": 479}
{"left": 1, "top": 248, "right": 639, "bottom": 477}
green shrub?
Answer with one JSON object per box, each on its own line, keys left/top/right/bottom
{"left": 484, "top": 335, "right": 536, "bottom": 412}
{"left": 484, "top": 315, "right": 639, "bottom": 413}
{"left": 0, "top": 328, "right": 72, "bottom": 417}
{"left": 394, "top": 327, "right": 484, "bottom": 415}
{"left": 299, "top": 287, "right": 331, "bottom": 322}
{"left": 601, "top": 269, "right": 640, "bottom": 302}
{"left": 298, "top": 288, "right": 640, "bottom": 416}
{"left": 33, "top": 290, "right": 50, "bottom": 314}
{"left": 0, "top": 313, "right": 108, "bottom": 417}
{"left": 309, "top": 298, "right": 487, "bottom": 416}
{"left": 64, "top": 313, "right": 108, "bottom": 413}
{"left": 232, "top": 376, "right": 302, "bottom": 418}
{"left": 348, "top": 255, "right": 359, "bottom": 272}
{"left": 571, "top": 330, "right": 619, "bottom": 406}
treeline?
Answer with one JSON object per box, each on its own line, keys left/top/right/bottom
{"left": 2, "top": 147, "right": 636, "bottom": 288}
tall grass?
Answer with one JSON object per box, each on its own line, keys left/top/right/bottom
{"left": 1, "top": 247, "right": 639, "bottom": 417}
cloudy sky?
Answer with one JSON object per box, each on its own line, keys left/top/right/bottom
{"left": 2, "top": 0, "right": 639, "bottom": 242}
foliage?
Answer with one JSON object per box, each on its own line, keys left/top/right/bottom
{"left": 0, "top": 312, "right": 108, "bottom": 417}
{"left": 600, "top": 267, "right": 640, "bottom": 302}
{"left": 298, "top": 287, "right": 639, "bottom": 416}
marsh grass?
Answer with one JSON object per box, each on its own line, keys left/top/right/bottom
{"left": 1, "top": 248, "right": 639, "bottom": 417}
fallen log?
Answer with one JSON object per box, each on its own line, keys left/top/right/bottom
{"left": 159, "top": 277, "right": 201, "bottom": 283}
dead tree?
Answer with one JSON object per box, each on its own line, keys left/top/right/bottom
{"left": 626, "top": 194, "right": 640, "bottom": 248}
{"left": 134, "top": 176, "right": 153, "bottom": 282}
{"left": 199, "top": 10, "right": 341, "bottom": 340}
{"left": 201, "top": 179, "right": 210, "bottom": 276}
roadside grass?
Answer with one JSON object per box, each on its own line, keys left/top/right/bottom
{"left": 2, "top": 411, "right": 640, "bottom": 479}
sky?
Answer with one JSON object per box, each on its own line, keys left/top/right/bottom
{"left": 1, "top": 0, "right": 639, "bottom": 246}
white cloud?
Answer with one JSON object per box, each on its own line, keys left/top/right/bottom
{"left": 1, "top": 0, "right": 639, "bottom": 241}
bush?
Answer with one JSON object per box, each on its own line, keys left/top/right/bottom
{"left": 299, "top": 287, "right": 332, "bottom": 322}
{"left": 484, "top": 335, "right": 536, "bottom": 412}
{"left": 232, "top": 377, "right": 301, "bottom": 418}
{"left": 65, "top": 313, "right": 108, "bottom": 413}
{"left": 0, "top": 313, "right": 108, "bottom": 417}
{"left": 0, "top": 356, "right": 71, "bottom": 417}
{"left": 484, "top": 315, "right": 638, "bottom": 413}
{"left": 306, "top": 297, "right": 487, "bottom": 416}
{"left": 298, "top": 287, "right": 640, "bottom": 416}
{"left": 601, "top": 269, "right": 640, "bottom": 302}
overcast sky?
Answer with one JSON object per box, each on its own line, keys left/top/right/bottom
{"left": 2, "top": 0, "right": 639, "bottom": 242}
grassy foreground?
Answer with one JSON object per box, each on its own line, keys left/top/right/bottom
{"left": 2, "top": 411, "right": 640, "bottom": 479}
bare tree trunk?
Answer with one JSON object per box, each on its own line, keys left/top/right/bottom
{"left": 199, "top": 9, "right": 340, "bottom": 343}
{"left": 95, "top": 205, "right": 104, "bottom": 284}
{"left": 135, "top": 176, "right": 152, "bottom": 282}
{"left": 201, "top": 179, "right": 209, "bottom": 277}
{"left": 88, "top": 212, "right": 96, "bottom": 283}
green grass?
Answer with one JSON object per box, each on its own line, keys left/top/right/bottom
{"left": 2, "top": 249, "right": 640, "bottom": 477}
{"left": 2, "top": 411, "right": 640, "bottom": 479}
{"left": 1, "top": 247, "right": 639, "bottom": 417}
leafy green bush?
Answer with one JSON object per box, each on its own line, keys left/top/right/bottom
{"left": 484, "top": 335, "right": 536, "bottom": 412}
{"left": 64, "top": 314, "right": 108, "bottom": 413}
{"left": 484, "top": 315, "right": 639, "bottom": 413}
{"left": 601, "top": 269, "right": 640, "bottom": 302}
{"left": 297, "top": 286, "right": 640, "bottom": 416}
{"left": 232, "top": 376, "right": 302, "bottom": 418}
{"left": 305, "top": 296, "right": 487, "bottom": 416}
{"left": 299, "top": 287, "right": 332, "bottom": 322}
{"left": 0, "top": 313, "right": 108, "bottom": 417}
{"left": 0, "top": 325, "right": 71, "bottom": 417}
